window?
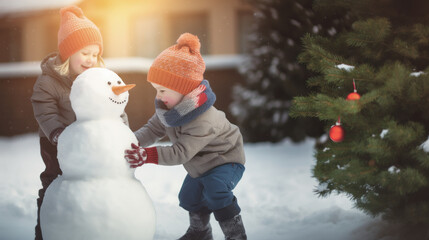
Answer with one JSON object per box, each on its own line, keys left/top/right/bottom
{"left": 169, "top": 13, "right": 209, "bottom": 55}
{"left": 134, "top": 17, "right": 163, "bottom": 58}
{"left": 0, "top": 24, "right": 22, "bottom": 62}
{"left": 45, "top": 21, "right": 60, "bottom": 56}
{"left": 237, "top": 10, "right": 255, "bottom": 54}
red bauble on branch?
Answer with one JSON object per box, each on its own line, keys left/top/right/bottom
{"left": 329, "top": 116, "right": 345, "bottom": 142}
{"left": 347, "top": 92, "right": 360, "bottom": 100}
{"left": 346, "top": 79, "right": 360, "bottom": 100}
{"left": 330, "top": 125, "right": 344, "bottom": 142}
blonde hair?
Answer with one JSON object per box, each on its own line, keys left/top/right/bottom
{"left": 55, "top": 55, "right": 105, "bottom": 76}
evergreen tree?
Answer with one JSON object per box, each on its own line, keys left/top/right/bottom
{"left": 291, "top": 0, "right": 429, "bottom": 226}
{"left": 231, "top": 0, "right": 350, "bottom": 142}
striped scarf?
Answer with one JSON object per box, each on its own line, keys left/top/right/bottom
{"left": 155, "top": 80, "right": 216, "bottom": 127}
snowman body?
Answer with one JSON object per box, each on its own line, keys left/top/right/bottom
{"left": 40, "top": 68, "right": 155, "bottom": 240}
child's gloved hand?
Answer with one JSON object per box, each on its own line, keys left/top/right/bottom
{"left": 124, "top": 143, "right": 147, "bottom": 168}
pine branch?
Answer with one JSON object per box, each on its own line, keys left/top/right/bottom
{"left": 345, "top": 18, "right": 391, "bottom": 47}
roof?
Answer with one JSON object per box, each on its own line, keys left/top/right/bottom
{"left": 0, "top": 0, "right": 81, "bottom": 16}
{"left": 0, "top": 55, "right": 245, "bottom": 77}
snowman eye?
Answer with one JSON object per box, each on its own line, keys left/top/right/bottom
{"left": 117, "top": 81, "right": 122, "bottom": 85}
{"left": 107, "top": 81, "right": 111, "bottom": 85}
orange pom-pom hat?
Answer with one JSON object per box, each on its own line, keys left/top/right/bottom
{"left": 57, "top": 6, "right": 103, "bottom": 62}
{"left": 147, "top": 33, "right": 205, "bottom": 95}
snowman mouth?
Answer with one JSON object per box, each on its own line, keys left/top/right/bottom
{"left": 109, "top": 97, "right": 127, "bottom": 104}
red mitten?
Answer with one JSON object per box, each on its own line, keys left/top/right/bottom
{"left": 125, "top": 143, "right": 158, "bottom": 168}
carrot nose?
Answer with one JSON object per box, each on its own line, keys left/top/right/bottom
{"left": 112, "top": 84, "right": 136, "bottom": 95}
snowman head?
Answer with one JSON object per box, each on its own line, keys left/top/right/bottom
{"left": 70, "top": 68, "right": 135, "bottom": 120}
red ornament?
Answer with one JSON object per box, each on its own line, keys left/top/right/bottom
{"left": 347, "top": 92, "right": 361, "bottom": 100}
{"left": 329, "top": 117, "right": 345, "bottom": 142}
{"left": 346, "top": 79, "right": 360, "bottom": 100}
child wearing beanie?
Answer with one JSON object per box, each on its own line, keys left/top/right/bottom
{"left": 31, "top": 5, "right": 129, "bottom": 240}
{"left": 125, "top": 33, "right": 247, "bottom": 240}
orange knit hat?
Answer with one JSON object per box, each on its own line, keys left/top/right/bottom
{"left": 58, "top": 6, "right": 103, "bottom": 62}
{"left": 147, "top": 33, "right": 206, "bottom": 95}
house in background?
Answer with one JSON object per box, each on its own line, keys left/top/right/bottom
{"left": 0, "top": 0, "right": 255, "bottom": 136}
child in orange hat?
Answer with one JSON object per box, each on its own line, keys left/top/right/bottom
{"left": 125, "top": 33, "right": 247, "bottom": 239}
{"left": 31, "top": 6, "right": 128, "bottom": 240}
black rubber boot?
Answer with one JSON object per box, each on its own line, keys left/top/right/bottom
{"left": 178, "top": 211, "right": 213, "bottom": 240}
{"left": 219, "top": 214, "right": 247, "bottom": 240}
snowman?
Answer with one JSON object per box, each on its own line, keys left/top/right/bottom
{"left": 40, "top": 68, "right": 156, "bottom": 240}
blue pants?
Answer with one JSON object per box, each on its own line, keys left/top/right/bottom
{"left": 179, "top": 163, "right": 245, "bottom": 221}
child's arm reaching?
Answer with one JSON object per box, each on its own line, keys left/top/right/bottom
{"left": 125, "top": 117, "right": 219, "bottom": 168}
{"left": 31, "top": 78, "right": 67, "bottom": 145}
{"left": 134, "top": 114, "right": 166, "bottom": 147}
{"left": 125, "top": 114, "right": 165, "bottom": 167}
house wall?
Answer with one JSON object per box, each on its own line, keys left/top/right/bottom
{"left": 0, "top": 67, "right": 243, "bottom": 136}
{"left": 1, "top": 0, "right": 252, "bottom": 62}
{"left": 0, "top": 0, "right": 252, "bottom": 136}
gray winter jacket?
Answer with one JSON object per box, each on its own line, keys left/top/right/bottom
{"left": 134, "top": 106, "right": 246, "bottom": 178}
{"left": 31, "top": 53, "right": 129, "bottom": 144}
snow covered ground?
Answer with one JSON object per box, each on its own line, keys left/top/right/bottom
{"left": 0, "top": 133, "right": 405, "bottom": 240}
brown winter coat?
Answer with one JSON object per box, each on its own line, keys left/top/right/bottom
{"left": 31, "top": 53, "right": 128, "bottom": 143}
{"left": 134, "top": 106, "right": 246, "bottom": 178}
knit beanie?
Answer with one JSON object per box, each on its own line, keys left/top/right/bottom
{"left": 58, "top": 6, "right": 103, "bottom": 62}
{"left": 147, "top": 33, "right": 206, "bottom": 95}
